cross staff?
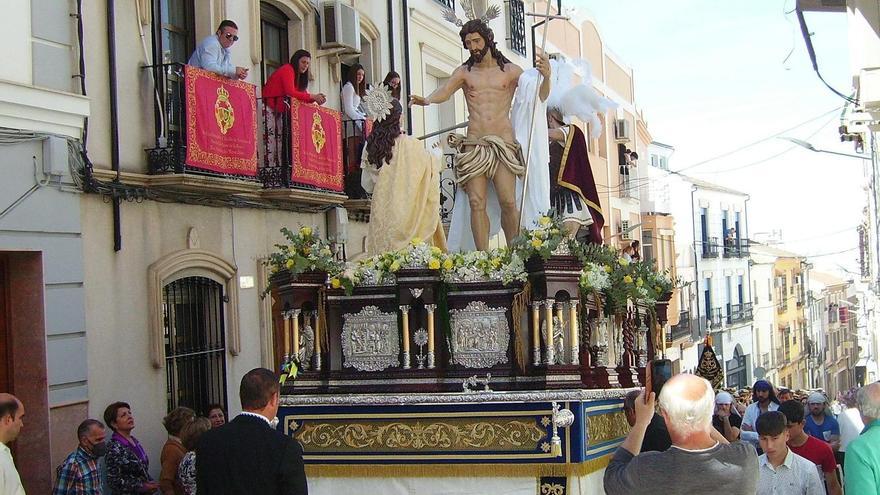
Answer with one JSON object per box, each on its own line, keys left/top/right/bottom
{"left": 518, "top": 3, "right": 570, "bottom": 233}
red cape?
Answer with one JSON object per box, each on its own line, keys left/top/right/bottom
{"left": 557, "top": 125, "right": 605, "bottom": 243}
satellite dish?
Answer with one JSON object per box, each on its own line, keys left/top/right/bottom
{"left": 754, "top": 366, "right": 766, "bottom": 379}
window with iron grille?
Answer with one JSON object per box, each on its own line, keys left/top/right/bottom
{"left": 434, "top": 0, "right": 455, "bottom": 9}
{"left": 163, "top": 276, "right": 228, "bottom": 414}
{"left": 506, "top": 0, "right": 527, "bottom": 56}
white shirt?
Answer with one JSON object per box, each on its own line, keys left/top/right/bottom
{"left": 757, "top": 449, "right": 824, "bottom": 495}
{"left": 0, "top": 442, "right": 26, "bottom": 495}
{"left": 237, "top": 411, "right": 271, "bottom": 425}
{"left": 741, "top": 401, "right": 780, "bottom": 446}
{"left": 188, "top": 35, "right": 236, "bottom": 79}
{"left": 838, "top": 407, "right": 864, "bottom": 452}
{"left": 341, "top": 82, "right": 366, "bottom": 121}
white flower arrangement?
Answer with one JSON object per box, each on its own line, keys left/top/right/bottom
{"left": 441, "top": 248, "right": 527, "bottom": 285}
{"left": 579, "top": 262, "right": 611, "bottom": 292}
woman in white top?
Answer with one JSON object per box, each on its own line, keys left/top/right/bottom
{"left": 342, "top": 64, "right": 368, "bottom": 198}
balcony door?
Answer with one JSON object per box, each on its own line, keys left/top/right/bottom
{"left": 153, "top": 0, "right": 194, "bottom": 64}
{"left": 261, "top": 2, "right": 290, "bottom": 85}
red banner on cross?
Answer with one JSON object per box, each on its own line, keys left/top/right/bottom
{"left": 184, "top": 66, "right": 258, "bottom": 177}
{"left": 290, "top": 99, "right": 344, "bottom": 192}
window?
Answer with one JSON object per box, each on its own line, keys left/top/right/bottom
{"left": 153, "top": 0, "right": 194, "bottom": 64}
{"left": 753, "top": 281, "right": 759, "bottom": 304}
{"left": 642, "top": 230, "right": 654, "bottom": 265}
{"left": 261, "top": 2, "right": 290, "bottom": 84}
{"left": 163, "top": 276, "right": 228, "bottom": 414}
{"left": 659, "top": 156, "right": 668, "bottom": 170}
{"left": 505, "top": 0, "right": 526, "bottom": 56}
{"left": 726, "top": 346, "right": 748, "bottom": 389}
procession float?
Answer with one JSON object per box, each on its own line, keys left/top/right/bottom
{"left": 265, "top": 218, "right": 675, "bottom": 494}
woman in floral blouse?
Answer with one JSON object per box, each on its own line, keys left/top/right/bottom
{"left": 177, "top": 417, "right": 211, "bottom": 495}
{"left": 103, "top": 402, "right": 158, "bottom": 494}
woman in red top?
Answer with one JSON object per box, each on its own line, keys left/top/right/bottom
{"left": 262, "top": 49, "right": 326, "bottom": 111}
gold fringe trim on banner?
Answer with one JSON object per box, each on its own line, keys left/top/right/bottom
{"left": 511, "top": 281, "right": 531, "bottom": 369}
{"left": 304, "top": 456, "right": 612, "bottom": 479}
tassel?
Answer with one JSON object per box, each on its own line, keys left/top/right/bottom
{"left": 550, "top": 435, "right": 562, "bottom": 457}
{"left": 511, "top": 281, "right": 531, "bottom": 370}
{"left": 318, "top": 288, "right": 330, "bottom": 350}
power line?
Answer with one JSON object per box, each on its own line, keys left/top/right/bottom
{"left": 670, "top": 107, "right": 841, "bottom": 174}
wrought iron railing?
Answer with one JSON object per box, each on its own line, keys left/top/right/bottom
{"left": 702, "top": 237, "right": 719, "bottom": 258}
{"left": 145, "top": 62, "right": 187, "bottom": 174}
{"left": 729, "top": 302, "right": 754, "bottom": 323}
{"left": 724, "top": 238, "right": 750, "bottom": 258}
{"left": 668, "top": 310, "right": 691, "bottom": 342}
{"left": 433, "top": 0, "right": 454, "bottom": 8}
{"left": 342, "top": 119, "right": 369, "bottom": 199}
{"left": 506, "top": 0, "right": 527, "bottom": 56}
{"left": 440, "top": 153, "right": 457, "bottom": 224}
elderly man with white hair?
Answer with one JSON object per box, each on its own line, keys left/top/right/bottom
{"left": 604, "top": 374, "right": 759, "bottom": 495}
{"left": 844, "top": 382, "right": 880, "bottom": 494}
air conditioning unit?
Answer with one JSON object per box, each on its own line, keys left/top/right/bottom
{"left": 858, "top": 67, "right": 880, "bottom": 111}
{"left": 320, "top": 1, "right": 361, "bottom": 52}
{"left": 620, "top": 220, "right": 631, "bottom": 240}
{"left": 613, "top": 119, "right": 631, "bottom": 142}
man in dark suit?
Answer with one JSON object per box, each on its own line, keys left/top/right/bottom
{"left": 196, "top": 368, "right": 308, "bottom": 494}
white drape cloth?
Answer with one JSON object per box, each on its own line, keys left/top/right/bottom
{"left": 447, "top": 68, "right": 550, "bottom": 252}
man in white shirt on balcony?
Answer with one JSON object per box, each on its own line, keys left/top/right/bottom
{"left": 188, "top": 20, "right": 248, "bottom": 80}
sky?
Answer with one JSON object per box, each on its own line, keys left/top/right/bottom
{"left": 575, "top": 0, "right": 866, "bottom": 278}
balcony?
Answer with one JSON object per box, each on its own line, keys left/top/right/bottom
{"left": 729, "top": 302, "right": 754, "bottom": 324}
{"left": 723, "top": 238, "right": 750, "bottom": 258}
{"left": 709, "top": 307, "right": 723, "bottom": 328}
{"left": 777, "top": 299, "right": 787, "bottom": 313}
{"left": 668, "top": 310, "right": 692, "bottom": 342}
{"left": 702, "top": 237, "right": 719, "bottom": 258}
{"left": 141, "top": 63, "right": 355, "bottom": 208}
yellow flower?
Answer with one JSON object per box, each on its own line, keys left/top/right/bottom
{"left": 549, "top": 228, "right": 560, "bottom": 235}
{"left": 285, "top": 259, "right": 295, "bottom": 269}
{"left": 491, "top": 258, "right": 502, "bottom": 269}
{"left": 604, "top": 265, "right": 613, "bottom": 273}
{"left": 330, "top": 278, "right": 341, "bottom": 289}
{"left": 389, "top": 261, "right": 401, "bottom": 272}
{"left": 303, "top": 247, "right": 311, "bottom": 255}
{"left": 443, "top": 258, "right": 454, "bottom": 270}
{"left": 623, "top": 275, "right": 633, "bottom": 284}
{"left": 636, "top": 278, "right": 644, "bottom": 287}
{"left": 411, "top": 237, "right": 423, "bottom": 246}
{"left": 618, "top": 257, "right": 629, "bottom": 266}
{"left": 299, "top": 226, "right": 312, "bottom": 237}
{"left": 656, "top": 286, "right": 662, "bottom": 293}
{"left": 535, "top": 230, "right": 547, "bottom": 239}
{"left": 431, "top": 246, "right": 442, "bottom": 256}
{"left": 530, "top": 238, "right": 543, "bottom": 248}
{"left": 320, "top": 248, "right": 332, "bottom": 257}
{"left": 428, "top": 258, "right": 441, "bottom": 270}
{"left": 538, "top": 216, "right": 552, "bottom": 226}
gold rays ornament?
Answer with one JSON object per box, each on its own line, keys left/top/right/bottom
{"left": 441, "top": 0, "right": 501, "bottom": 27}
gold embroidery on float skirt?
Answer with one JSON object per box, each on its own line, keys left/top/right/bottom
{"left": 539, "top": 482, "right": 565, "bottom": 495}
{"left": 295, "top": 418, "right": 546, "bottom": 453}
{"left": 586, "top": 411, "right": 629, "bottom": 446}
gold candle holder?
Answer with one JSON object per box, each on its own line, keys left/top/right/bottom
{"left": 400, "top": 305, "right": 411, "bottom": 369}
{"left": 532, "top": 301, "right": 543, "bottom": 366}
{"left": 544, "top": 298, "right": 555, "bottom": 365}
{"left": 312, "top": 310, "right": 321, "bottom": 370}
{"left": 425, "top": 304, "right": 436, "bottom": 369}
{"left": 569, "top": 300, "right": 579, "bottom": 365}
{"left": 292, "top": 308, "right": 301, "bottom": 362}
{"left": 282, "top": 312, "right": 291, "bottom": 357}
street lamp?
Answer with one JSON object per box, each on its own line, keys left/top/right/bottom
{"left": 780, "top": 137, "right": 870, "bottom": 160}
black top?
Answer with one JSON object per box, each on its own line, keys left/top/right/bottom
{"left": 196, "top": 414, "right": 308, "bottom": 495}
{"left": 641, "top": 413, "right": 672, "bottom": 453}
{"left": 712, "top": 413, "right": 742, "bottom": 438}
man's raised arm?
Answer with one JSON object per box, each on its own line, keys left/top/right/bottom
{"left": 409, "top": 66, "right": 464, "bottom": 107}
